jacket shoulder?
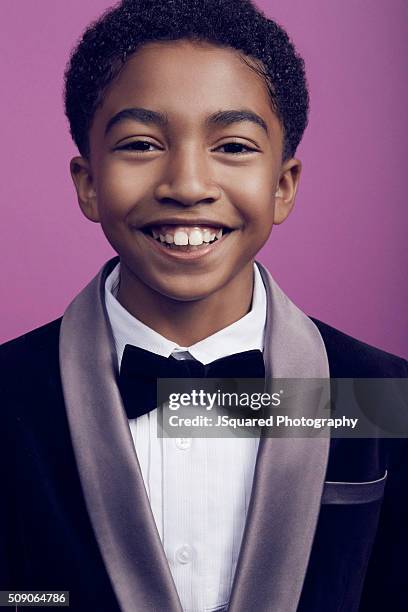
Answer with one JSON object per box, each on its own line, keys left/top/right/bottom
{"left": 310, "top": 317, "right": 408, "bottom": 377}
{"left": 0, "top": 318, "right": 62, "bottom": 373}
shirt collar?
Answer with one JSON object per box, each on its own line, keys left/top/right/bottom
{"left": 105, "top": 262, "right": 266, "bottom": 366}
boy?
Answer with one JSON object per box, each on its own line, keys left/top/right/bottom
{"left": 1, "top": 1, "right": 407, "bottom": 611}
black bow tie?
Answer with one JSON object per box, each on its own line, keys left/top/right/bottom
{"left": 118, "top": 344, "right": 265, "bottom": 419}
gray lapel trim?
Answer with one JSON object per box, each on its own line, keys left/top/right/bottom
{"left": 228, "top": 262, "right": 330, "bottom": 612}
{"left": 59, "top": 257, "right": 182, "bottom": 612}
{"left": 59, "top": 258, "right": 330, "bottom": 612}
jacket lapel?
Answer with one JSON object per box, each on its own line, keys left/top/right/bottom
{"left": 59, "top": 257, "right": 182, "bottom": 612}
{"left": 228, "top": 263, "right": 330, "bottom": 612}
{"left": 59, "top": 257, "right": 330, "bottom": 612}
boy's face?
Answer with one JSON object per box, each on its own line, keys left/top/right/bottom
{"left": 71, "top": 40, "right": 301, "bottom": 303}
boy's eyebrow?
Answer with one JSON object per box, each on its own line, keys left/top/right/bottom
{"left": 105, "top": 108, "right": 168, "bottom": 134}
{"left": 205, "top": 109, "right": 269, "bottom": 134}
{"left": 104, "top": 107, "right": 269, "bottom": 135}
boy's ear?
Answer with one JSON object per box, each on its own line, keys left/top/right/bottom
{"left": 273, "top": 158, "right": 302, "bottom": 225}
{"left": 70, "top": 157, "right": 100, "bottom": 223}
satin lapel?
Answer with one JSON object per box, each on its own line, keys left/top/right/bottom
{"left": 229, "top": 262, "right": 331, "bottom": 612}
{"left": 59, "top": 257, "right": 182, "bottom": 612}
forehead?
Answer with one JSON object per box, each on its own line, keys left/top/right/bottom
{"left": 94, "top": 40, "right": 280, "bottom": 133}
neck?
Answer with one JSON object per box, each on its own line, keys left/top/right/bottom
{"left": 116, "top": 262, "right": 255, "bottom": 346}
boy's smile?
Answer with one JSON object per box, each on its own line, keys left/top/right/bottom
{"left": 71, "top": 40, "right": 301, "bottom": 343}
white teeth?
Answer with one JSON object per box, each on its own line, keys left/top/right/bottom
{"left": 189, "top": 229, "right": 204, "bottom": 246}
{"left": 174, "top": 230, "right": 189, "bottom": 246}
{"left": 198, "top": 229, "right": 217, "bottom": 243}
{"left": 149, "top": 225, "right": 226, "bottom": 246}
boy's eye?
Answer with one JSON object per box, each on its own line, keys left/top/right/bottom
{"left": 114, "top": 140, "right": 258, "bottom": 155}
{"left": 214, "top": 142, "right": 258, "bottom": 155}
{"left": 115, "top": 140, "right": 162, "bottom": 152}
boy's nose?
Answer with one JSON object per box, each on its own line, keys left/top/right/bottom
{"left": 153, "top": 148, "right": 222, "bottom": 207}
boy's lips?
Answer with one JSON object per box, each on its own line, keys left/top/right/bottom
{"left": 138, "top": 217, "right": 234, "bottom": 232}
{"left": 137, "top": 225, "right": 236, "bottom": 261}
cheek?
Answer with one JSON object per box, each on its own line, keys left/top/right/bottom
{"left": 229, "top": 174, "right": 276, "bottom": 230}
{"left": 95, "top": 162, "right": 149, "bottom": 217}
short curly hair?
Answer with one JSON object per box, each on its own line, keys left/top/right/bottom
{"left": 64, "top": 0, "right": 309, "bottom": 160}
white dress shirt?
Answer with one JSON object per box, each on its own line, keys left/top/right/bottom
{"left": 105, "top": 262, "right": 267, "bottom": 612}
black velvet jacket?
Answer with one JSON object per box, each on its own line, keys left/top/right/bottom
{"left": 1, "top": 317, "right": 407, "bottom": 611}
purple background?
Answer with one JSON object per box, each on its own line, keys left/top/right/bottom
{"left": 1, "top": 1, "right": 407, "bottom": 357}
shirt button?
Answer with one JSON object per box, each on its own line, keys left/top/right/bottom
{"left": 175, "top": 437, "right": 191, "bottom": 450}
{"left": 175, "top": 545, "right": 192, "bottom": 564}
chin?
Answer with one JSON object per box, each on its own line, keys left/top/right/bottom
{"left": 152, "top": 279, "right": 220, "bottom": 303}
{"left": 145, "top": 266, "right": 232, "bottom": 301}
